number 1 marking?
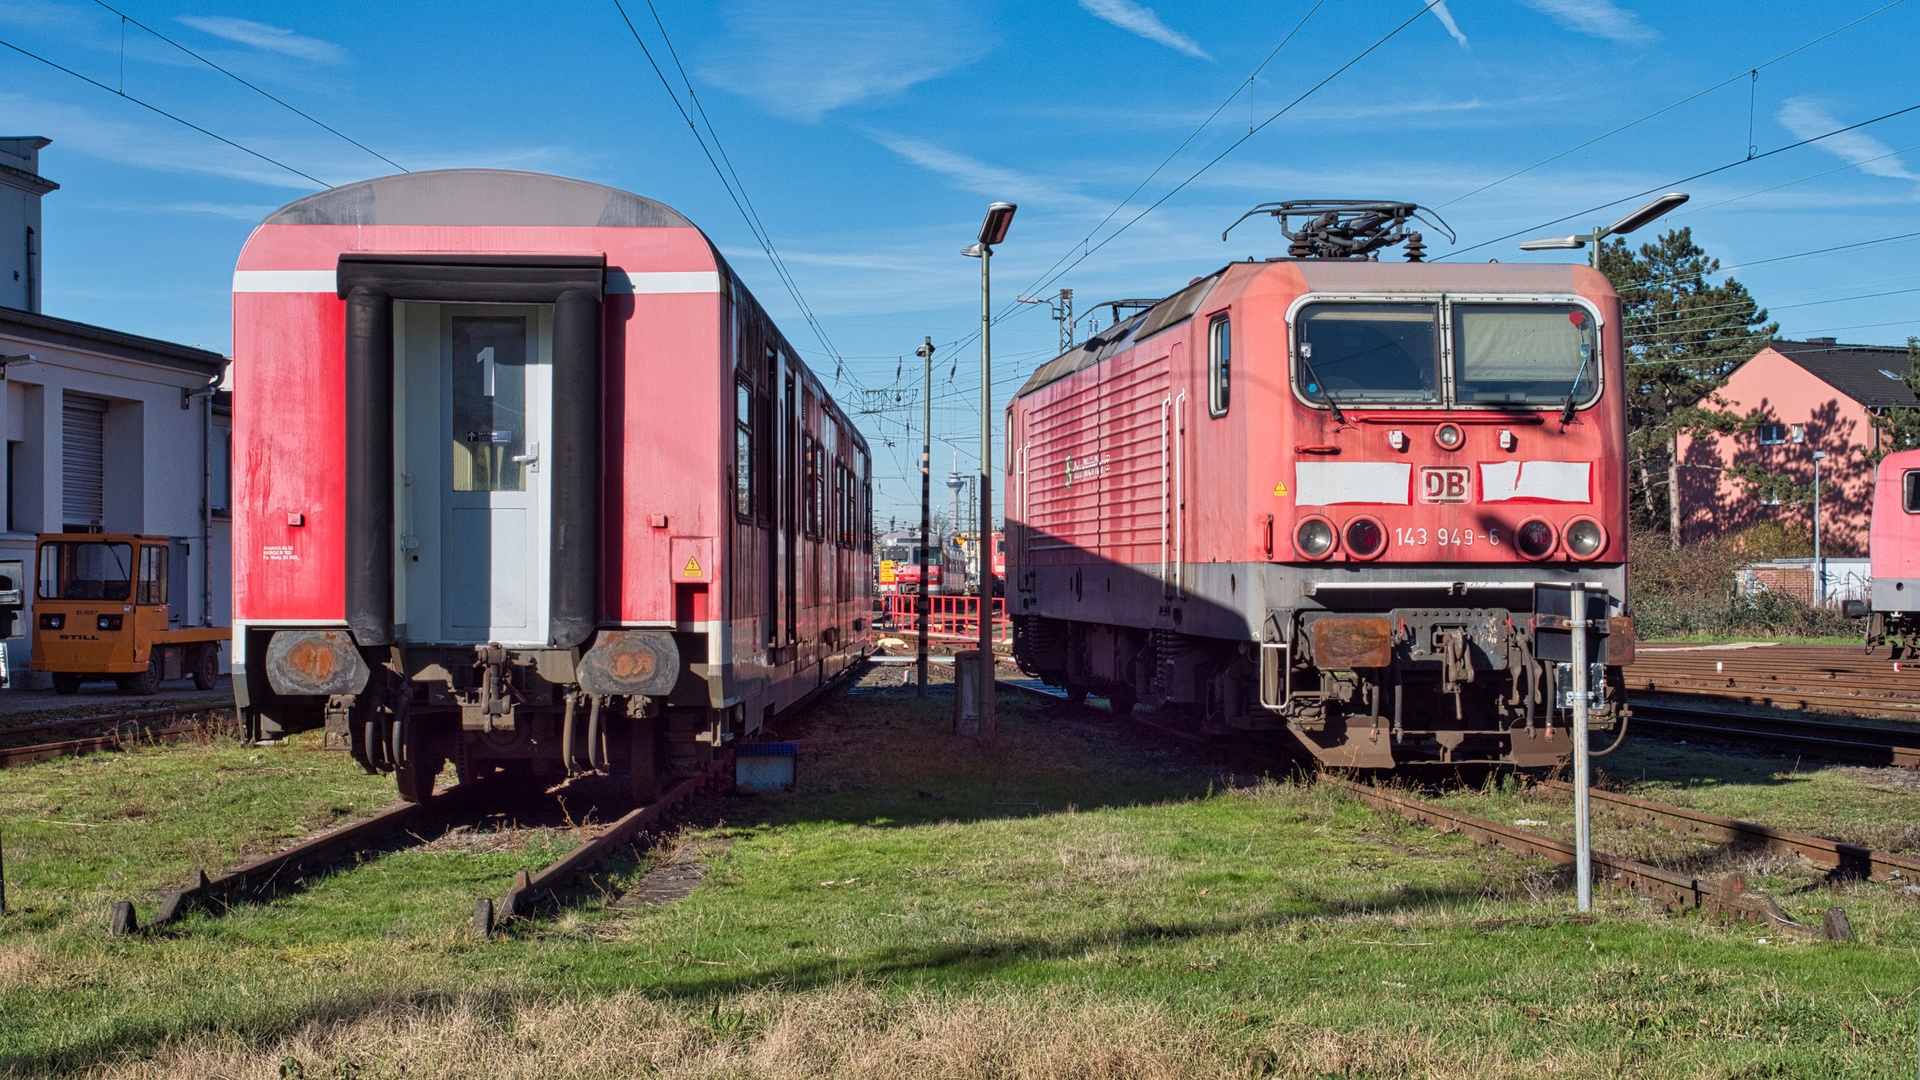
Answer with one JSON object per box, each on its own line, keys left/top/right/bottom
{"left": 477, "top": 346, "right": 496, "bottom": 398}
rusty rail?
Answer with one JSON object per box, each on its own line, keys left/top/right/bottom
{"left": 1539, "top": 778, "right": 1920, "bottom": 885}
{"left": 111, "top": 794, "right": 431, "bottom": 934}
{"left": 1320, "top": 775, "right": 1852, "bottom": 941}
{"left": 476, "top": 750, "right": 733, "bottom": 935}
{"left": 1627, "top": 703, "right": 1920, "bottom": 768}
{"left": 0, "top": 705, "right": 234, "bottom": 769}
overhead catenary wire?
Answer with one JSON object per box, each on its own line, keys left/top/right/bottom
{"left": 1436, "top": 0, "right": 1908, "bottom": 210}
{"left": 609, "top": 0, "right": 860, "bottom": 390}
{"left": 1445, "top": 101, "right": 1920, "bottom": 262}
{"left": 0, "top": 35, "right": 329, "bottom": 187}
{"left": 89, "top": 0, "right": 408, "bottom": 173}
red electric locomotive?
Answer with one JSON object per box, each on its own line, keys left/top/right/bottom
{"left": 231, "top": 169, "right": 873, "bottom": 802}
{"left": 1007, "top": 202, "right": 1631, "bottom": 768}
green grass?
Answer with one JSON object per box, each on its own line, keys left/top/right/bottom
{"left": 1, "top": 687, "right": 1918, "bottom": 1078}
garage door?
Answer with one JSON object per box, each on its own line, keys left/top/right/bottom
{"left": 62, "top": 393, "right": 107, "bottom": 528}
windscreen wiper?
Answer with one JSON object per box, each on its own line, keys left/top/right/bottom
{"left": 1559, "top": 344, "right": 1594, "bottom": 425}
{"left": 1296, "top": 342, "right": 1348, "bottom": 425}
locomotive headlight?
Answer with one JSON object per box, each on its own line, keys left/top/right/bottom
{"left": 1434, "top": 423, "right": 1463, "bottom": 450}
{"left": 1565, "top": 517, "right": 1606, "bottom": 560}
{"left": 1344, "top": 516, "right": 1386, "bottom": 560}
{"left": 1295, "top": 517, "right": 1336, "bottom": 559}
{"left": 1515, "top": 518, "right": 1557, "bottom": 560}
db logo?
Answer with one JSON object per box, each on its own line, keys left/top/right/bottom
{"left": 1419, "top": 466, "right": 1471, "bottom": 503}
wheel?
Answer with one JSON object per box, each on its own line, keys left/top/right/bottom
{"left": 1064, "top": 682, "right": 1089, "bottom": 705}
{"left": 118, "top": 657, "right": 161, "bottom": 695}
{"left": 191, "top": 646, "right": 218, "bottom": 691}
{"left": 52, "top": 673, "right": 82, "bottom": 695}
{"left": 392, "top": 700, "right": 443, "bottom": 805}
{"left": 1107, "top": 688, "right": 1137, "bottom": 717}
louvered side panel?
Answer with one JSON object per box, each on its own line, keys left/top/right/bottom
{"left": 1025, "top": 377, "right": 1102, "bottom": 560}
{"left": 1097, "top": 349, "right": 1171, "bottom": 567}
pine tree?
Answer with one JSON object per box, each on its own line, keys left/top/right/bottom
{"left": 1865, "top": 337, "right": 1920, "bottom": 463}
{"left": 1598, "top": 228, "right": 1778, "bottom": 546}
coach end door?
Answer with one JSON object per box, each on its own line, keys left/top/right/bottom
{"left": 399, "top": 303, "right": 554, "bottom": 646}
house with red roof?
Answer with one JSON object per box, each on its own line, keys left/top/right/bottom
{"left": 1675, "top": 338, "right": 1919, "bottom": 554}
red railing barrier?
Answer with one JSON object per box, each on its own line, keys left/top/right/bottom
{"left": 874, "top": 593, "right": 1010, "bottom": 647}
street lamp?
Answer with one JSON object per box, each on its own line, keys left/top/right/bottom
{"left": 1813, "top": 449, "right": 1828, "bottom": 606}
{"left": 961, "top": 201, "right": 1015, "bottom": 742}
{"left": 1518, "top": 192, "right": 1690, "bottom": 269}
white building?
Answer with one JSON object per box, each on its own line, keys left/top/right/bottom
{"left": 0, "top": 137, "right": 231, "bottom": 686}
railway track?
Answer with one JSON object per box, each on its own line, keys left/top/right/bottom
{"left": 1627, "top": 701, "right": 1920, "bottom": 768}
{"left": 0, "top": 704, "right": 234, "bottom": 769}
{"left": 1626, "top": 644, "right": 1920, "bottom": 718}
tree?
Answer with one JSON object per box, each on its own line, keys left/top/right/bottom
{"left": 1865, "top": 337, "right": 1920, "bottom": 463}
{"left": 1598, "top": 228, "right": 1778, "bottom": 546}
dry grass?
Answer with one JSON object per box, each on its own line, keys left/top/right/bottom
{"left": 91, "top": 982, "right": 1594, "bottom": 1080}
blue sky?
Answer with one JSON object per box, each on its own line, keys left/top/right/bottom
{"left": 2, "top": 0, "right": 1917, "bottom": 523}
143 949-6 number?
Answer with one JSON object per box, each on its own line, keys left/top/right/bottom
{"left": 1394, "top": 526, "right": 1501, "bottom": 548}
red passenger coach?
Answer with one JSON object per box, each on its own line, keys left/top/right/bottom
{"left": 1864, "top": 448, "right": 1920, "bottom": 655}
{"left": 232, "top": 170, "right": 872, "bottom": 801}
{"left": 1007, "top": 202, "right": 1631, "bottom": 768}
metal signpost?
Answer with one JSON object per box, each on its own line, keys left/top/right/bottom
{"left": 916, "top": 337, "right": 935, "bottom": 697}
{"left": 1571, "top": 585, "right": 1592, "bottom": 913}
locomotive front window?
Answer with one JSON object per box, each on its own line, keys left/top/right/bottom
{"left": 37, "top": 541, "right": 133, "bottom": 601}
{"left": 1295, "top": 304, "right": 1439, "bottom": 405}
{"left": 1452, "top": 304, "right": 1597, "bottom": 405}
{"left": 450, "top": 316, "right": 528, "bottom": 492}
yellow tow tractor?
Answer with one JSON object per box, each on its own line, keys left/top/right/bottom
{"left": 30, "top": 533, "right": 228, "bottom": 695}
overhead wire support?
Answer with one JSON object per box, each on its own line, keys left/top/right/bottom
{"left": 90, "top": 0, "right": 408, "bottom": 174}
{"left": 0, "top": 35, "right": 329, "bottom": 187}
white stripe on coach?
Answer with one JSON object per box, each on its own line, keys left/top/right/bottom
{"left": 232, "top": 269, "right": 722, "bottom": 295}
{"left": 604, "top": 270, "right": 721, "bottom": 294}
{"left": 233, "top": 269, "right": 337, "bottom": 293}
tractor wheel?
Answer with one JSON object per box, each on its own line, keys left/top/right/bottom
{"left": 119, "top": 657, "right": 161, "bottom": 695}
{"left": 52, "top": 673, "right": 82, "bottom": 695}
{"left": 191, "top": 646, "right": 219, "bottom": 691}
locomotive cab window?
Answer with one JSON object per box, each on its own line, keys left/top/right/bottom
{"left": 1904, "top": 469, "right": 1920, "bottom": 513}
{"left": 1208, "top": 313, "right": 1231, "bottom": 416}
{"left": 1295, "top": 303, "right": 1438, "bottom": 405}
{"left": 1451, "top": 304, "right": 1598, "bottom": 405}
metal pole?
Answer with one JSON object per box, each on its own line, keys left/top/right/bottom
{"left": 1, "top": 824, "right": 7, "bottom": 916}
{"left": 977, "top": 245, "right": 996, "bottom": 742}
{"left": 1571, "top": 585, "right": 1592, "bottom": 914}
{"left": 917, "top": 338, "right": 933, "bottom": 697}
{"left": 1814, "top": 454, "right": 1826, "bottom": 606}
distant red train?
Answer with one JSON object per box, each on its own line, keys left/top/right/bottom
{"left": 1007, "top": 201, "right": 1631, "bottom": 768}
{"left": 231, "top": 169, "right": 872, "bottom": 801}
{"left": 1863, "top": 447, "right": 1920, "bottom": 654}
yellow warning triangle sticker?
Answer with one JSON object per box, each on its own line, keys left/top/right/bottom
{"left": 683, "top": 555, "right": 702, "bottom": 577}
{"left": 1273, "top": 481, "right": 1289, "bottom": 497}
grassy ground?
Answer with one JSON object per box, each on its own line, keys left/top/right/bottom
{"left": 1, "top": 681, "right": 1917, "bottom": 1078}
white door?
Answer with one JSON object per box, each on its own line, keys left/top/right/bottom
{"left": 397, "top": 304, "right": 552, "bottom": 646}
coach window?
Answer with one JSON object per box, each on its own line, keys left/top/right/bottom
{"left": 1208, "top": 313, "right": 1231, "bottom": 416}
{"left": 1295, "top": 303, "right": 1439, "bottom": 407}
{"left": 735, "top": 377, "right": 754, "bottom": 520}
{"left": 1905, "top": 470, "right": 1920, "bottom": 513}
{"left": 1450, "top": 304, "right": 1598, "bottom": 407}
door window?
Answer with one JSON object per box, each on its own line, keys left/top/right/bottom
{"left": 138, "top": 545, "right": 167, "bottom": 605}
{"left": 450, "top": 316, "right": 529, "bottom": 492}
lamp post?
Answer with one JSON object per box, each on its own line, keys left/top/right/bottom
{"left": 1518, "top": 192, "right": 1691, "bottom": 268}
{"left": 1813, "top": 450, "right": 1827, "bottom": 606}
{"left": 962, "top": 201, "right": 1016, "bottom": 743}
{"left": 915, "top": 337, "right": 935, "bottom": 697}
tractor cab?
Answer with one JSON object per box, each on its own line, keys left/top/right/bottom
{"left": 30, "top": 533, "right": 227, "bottom": 694}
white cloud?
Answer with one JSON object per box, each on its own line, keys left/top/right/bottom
{"left": 151, "top": 202, "right": 282, "bottom": 221}
{"left": 1429, "top": 1, "right": 1469, "bottom": 48}
{"left": 1778, "top": 98, "right": 1920, "bottom": 183}
{"left": 174, "top": 16, "right": 346, "bottom": 64}
{"left": 1077, "top": 0, "right": 1210, "bottom": 60}
{"left": 1515, "top": 0, "right": 1657, "bottom": 43}
{"left": 869, "top": 133, "right": 1104, "bottom": 213}
{"left": 699, "top": 0, "right": 989, "bottom": 122}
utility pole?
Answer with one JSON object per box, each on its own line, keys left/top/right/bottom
{"left": 961, "top": 202, "right": 1016, "bottom": 743}
{"left": 1813, "top": 450, "right": 1827, "bottom": 606}
{"left": 915, "top": 337, "right": 934, "bottom": 697}
{"left": 1017, "top": 288, "right": 1075, "bottom": 354}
